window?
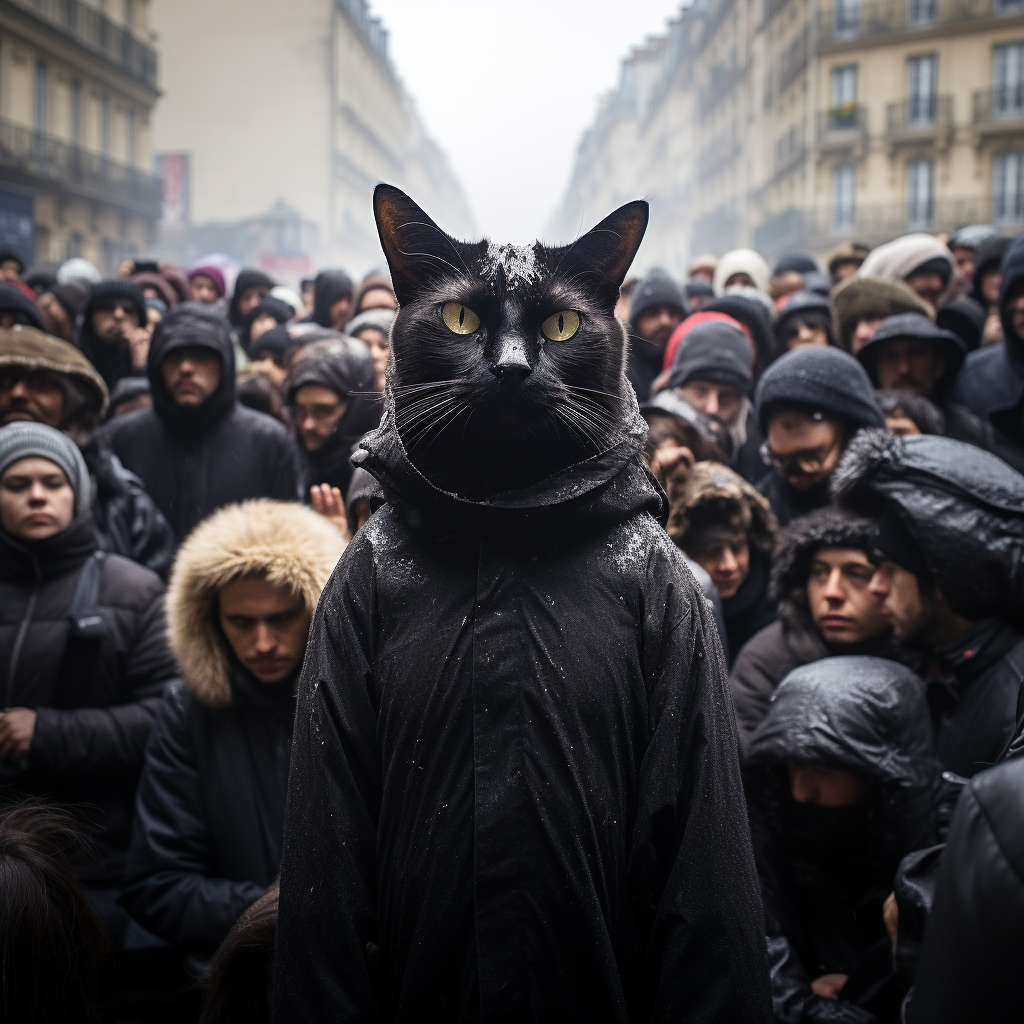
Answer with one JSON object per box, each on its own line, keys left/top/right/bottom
{"left": 994, "top": 43, "right": 1024, "bottom": 116}
{"left": 834, "top": 0, "right": 860, "bottom": 36}
{"left": 993, "top": 151, "right": 1024, "bottom": 223}
{"left": 123, "top": 0, "right": 134, "bottom": 30}
{"left": 908, "top": 0, "right": 937, "bottom": 26}
{"left": 125, "top": 108, "right": 136, "bottom": 165}
{"left": 69, "top": 80, "right": 82, "bottom": 145}
{"left": 906, "top": 158, "right": 935, "bottom": 228}
{"left": 907, "top": 54, "right": 938, "bottom": 125}
{"left": 832, "top": 163, "right": 856, "bottom": 231}
{"left": 830, "top": 65, "right": 858, "bottom": 129}
{"left": 33, "top": 60, "right": 48, "bottom": 134}
{"left": 100, "top": 95, "right": 110, "bottom": 157}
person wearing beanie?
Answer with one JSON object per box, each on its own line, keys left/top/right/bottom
{"left": 107, "top": 376, "right": 152, "bottom": 419}
{"left": 969, "top": 234, "right": 1011, "bottom": 320}
{"left": 229, "top": 269, "right": 276, "bottom": 329}
{"left": 37, "top": 283, "right": 87, "bottom": 343}
{"left": 626, "top": 268, "right": 687, "bottom": 400}
{"left": 831, "top": 274, "right": 933, "bottom": 353}
{"left": 949, "top": 223, "right": 996, "bottom": 289}
{"left": 859, "top": 233, "right": 956, "bottom": 308}
{"left": 826, "top": 241, "right": 871, "bottom": 285}
{"left": 0, "top": 325, "right": 175, "bottom": 576}
{"left": 0, "top": 283, "right": 44, "bottom": 331}
{"left": 685, "top": 279, "right": 714, "bottom": 311}
{"left": 101, "top": 304, "right": 298, "bottom": 543}
{"left": 351, "top": 272, "right": 398, "bottom": 316}
{"left": 131, "top": 272, "right": 178, "bottom": 310}
{"left": 936, "top": 296, "right": 985, "bottom": 352}
{"left": 76, "top": 280, "right": 149, "bottom": 392}
{"left": 0, "top": 421, "right": 177, "bottom": 949}
{"left": 306, "top": 269, "right": 354, "bottom": 330}
{"left": 755, "top": 346, "right": 885, "bottom": 527}
{"left": 688, "top": 253, "right": 718, "bottom": 284}
{"left": 240, "top": 296, "right": 294, "bottom": 356}
{"left": 771, "top": 290, "right": 837, "bottom": 358}
{"left": 189, "top": 265, "right": 227, "bottom": 306}
{"left": 833, "top": 429, "right": 1024, "bottom": 778}
{"left": 346, "top": 307, "right": 396, "bottom": 392}
{"left": 769, "top": 254, "right": 818, "bottom": 305}
{"left": 57, "top": 257, "right": 102, "bottom": 291}
{"left": 121, "top": 500, "right": 344, "bottom": 965}
{"left": 713, "top": 248, "right": 771, "bottom": 296}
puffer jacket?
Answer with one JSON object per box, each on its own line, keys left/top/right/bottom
{"left": 746, "top": 656, "right": 940, "bottom": 1024}
{"left": 0, "top": 516, "right": 176, "bottom": 884}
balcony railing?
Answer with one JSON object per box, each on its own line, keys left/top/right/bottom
{"left": 6, "top": 0, "right": 158, "bottom": 88}
{"left": 973, "top": 86, "right": 1024, "bottom": 129}
{"left": 820, "top": 0, "right": 1020, "bottom": 45}
{"left": 886, "top": 94, "right": 954, "bottom": 141}
{"left": 0, "top": 117, "right": 162, "bottom": 216}
{"left": 816, "top": 104, "right": 869, "bottom": 147}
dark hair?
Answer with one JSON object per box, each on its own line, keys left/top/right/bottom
{"left": 642, "top": 409, "right": 728, "bottom": 465}
{"left": 0, "top": 802, "right": 106, "bottom": 1024}
{"left": 875, "top": 389, "right": 945, "bottom": 436}
{"left": 200, "top": 883, "right": 279, "bottom": 1024}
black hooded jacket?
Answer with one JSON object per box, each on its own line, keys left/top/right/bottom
{"left": 746, "top": 657, "right": 939, "bottom": 1024}
{"left": 101, "top": 304, "right": 297, "bottom": 541}
{"left": 76, "top": 283, "right": 147, "bottom": 391}
{"left": 308, "top": 270, "right": 354, "bottom": 328}
{"left": 274, "top": 400, "right": 772, "bottom": 1021}
{"left": 0, "top": 516, "right": 177, "bottom": 885}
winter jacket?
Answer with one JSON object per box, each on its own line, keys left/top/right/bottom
{"left": 121, "top": 500, "right": 344, "bottom": 958}
{"left": 274, "top": 404, "right": 773, "bottom": 1022}
{"left": 746, "top": 657, "right": 939, "bottom": 1024}
{"left": 757, "top": 471, "right": 833, "bottom": 528}
{"left": 101, "top": 304, "right": 298, "bottom": 541}
{"left": 0, "top": 516, "right": 175, "bottom": 884}
{"left": 905, "top": 755, "right": 1024, "bottom": 1023}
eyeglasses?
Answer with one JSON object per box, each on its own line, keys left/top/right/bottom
{"left": 760, "top": 436, "right": 841, "bottom": 477}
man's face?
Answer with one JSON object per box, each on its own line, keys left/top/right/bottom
{"left": 329, "top": 296, "right": 352, "bottom": 330}
{"left": 0, "top": 368, "right": 65, "bottom": 426}
{"left": 692, "top": 536, "right": 750, "bottom": 600}
{"left": 635, "top": 303, "right": 684, "bottom": 348}
{"left": 982, "top": 269, "right": 1002, "bottom": 306}
{"left": 250, "top": 312, "right": 278, "bottom": 346}
{"left": 293, "top": 383, "right": 348, "bottom": 452}
{"left": 875, "top": 338, "right": 945, "bottom": 397}
{"left": 92, "top": 302, "right": 140, "bottom": 343}
{"left": 1006, "top": 284, "right": 1024, "bottom": 339}
{"left": 238, "top": 286, "right": 268, "bottom": 317}
{"left": 161, "top": 346, "right": 222, "bottom": 406}
{"left": 851, "top": 317, "right": 884, "bottom": 355}
{"left": 868, "top": 560, "right": 934, "bottom": 642}
{"left": 679, "top": 380, "right": 745, "bottom": 427}
{"left": 788, "top": 764, "right": 872, "bottom": 807}
{"left": 786, "top": 320, "right": 830, "bottom": 351}
{"left": 807, "top": 546, "right": 888, "bottom": 645}
{"left": 952, "top": 246, "right": 976, "bottom": 285}
{"left": 190, "top": 275, "right": 220, "bottom": 304}
{"left": 0, "top": 259, "right": 21, "bottom": 282}
{"left": 765, "top": 412, "right": 843, "bottom": 490}
{"left": 218, "top": 574, "right": 312, "bottom": 684}
{"left": 904, "top": 269, "right": 946, "bottom": 306}
{"left": 831, "top": 259, "right": 860, "bottom": 285}
{"left": 38, "top": 293, "right": 73, "bottom": 340}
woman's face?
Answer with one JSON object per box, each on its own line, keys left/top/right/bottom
{"left": 356, "top": 327, "right": 390, "bottom": 390}
{"left": 0, "top": 456, "right": 75, "bottom": 540}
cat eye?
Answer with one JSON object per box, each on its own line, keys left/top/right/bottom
{"left": 541, "top": 310, "right": 580, "bottom": 342}
{"left": 441, "top": 302, "right": 481, "bottom": 335}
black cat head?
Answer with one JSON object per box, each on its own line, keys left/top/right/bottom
{"left": 373, "top": 184, "right": 648, "bottom": 499}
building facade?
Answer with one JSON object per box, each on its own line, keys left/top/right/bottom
{"left": 0, "top": 0, "right": 162, "bottom": 272}
{"left": 549, "top": 0, "right": 1024, "bottom": 274}
{"left": 150, "top": 0, "right": 475, "bottom": 281}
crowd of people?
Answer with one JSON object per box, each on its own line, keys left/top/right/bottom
{"left": 0, "top": 218, "right": 1022, "bottom": 1022}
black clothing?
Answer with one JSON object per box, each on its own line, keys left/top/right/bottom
{"left": 308, "top": 269, "right": 353, "bottom": 328}
{"left": 746, "top": 657, "right": 939, "bottom": 1024}
{"left": 704, "top": 294, "right": 774, "bottom": 379}
{"left": 274, "top": 406, "right": 772, "bottom": 1022}
{"left": 772, "top": 291, "right": 836, "bottom": 356}
{"left": 0, "top": 282, "right": 44, "bottom": 328}
{"left": 625, "top": 334, "right": 664, "bottom": 401}
{"left": 76, "top": 280, "right": 147, "bottom": 391}
{"left": 969, "top": 234, "right": 1011, "bottom": 306}
{"left": 102, "top": 304, "right": 297, "bottom": 540}
{"left": 758, "top": 470, "right": 832, "bottom": 528}
{"left": 0, "top": 518, "right": 175, "bottom": 885}
{"left": 229, "top": 268, "right": 275, "bottom": 328}
{"left": 121, "top": 670, "right": 294, "bottom": 958}
{"left": 936, "top": 297, "right": 984, "bottom": 352}
{"left": 627, "top": 267, "right": 686, "bottom": 326}
{"left": 240, "top": 296, "right": 292, "bottom": 352}
{"left": 666, "top": 319, "right": 753, "bottom": 394}
{"left": 906, "top": 756, "right": 1024, "bottom": 1024}
{"left": 721, "top": 550, "right": 775, "bottom": 666}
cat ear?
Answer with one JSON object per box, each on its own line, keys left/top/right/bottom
{"left": 561, "top": 200, "right": 649, "bottom": 304}
{"left": 374, "top": 184, "right": 466, "bottom": 305}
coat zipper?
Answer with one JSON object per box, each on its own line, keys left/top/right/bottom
{"left": 5, "top": 555, "right": 41, "bottom": 707}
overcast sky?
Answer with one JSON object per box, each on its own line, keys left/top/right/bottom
{"left": 371, "top": 0, "right": 683, "bottom": 244}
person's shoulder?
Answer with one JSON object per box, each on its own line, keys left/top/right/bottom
{"left": 100, "top": 551, "right": 164, "bottom": 604}
{"left": 735, "top": 618, "right": 787, "bottom": 664}
{"left": 231, "top": 403, "right": 290, "bottom": 440}
{"left": 102, "top": 405, "right": 160, "bottom": 438}
{"left": 969, "top": 757, "right": 1024, "bottom": 873}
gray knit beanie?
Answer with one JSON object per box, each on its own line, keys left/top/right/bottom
{"left": 0, "top": 422, "right": 92, "bottom": 515}
{"left": 346, "top": 308, "right": 396, "bottom": 338}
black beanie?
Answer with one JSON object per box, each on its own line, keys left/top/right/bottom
{"left": 911, "top": 256, "right": 952, "bottom": 284}
{"left": 0, "top": 284, "right": 44, "bottom": 330}
{"left": 755, "top": 345, "right": 886, "bottom": 433}
{"left": 86, "top": 279, "right": 147, "bottom": 322}
{"left": 667, "top": 320, "right": 754, "bottom": 395}
{"left": 629, "top": 269, "right": 687, "bottom": 328}
{"left": 873, "top": 505, "right": 932, "bottom": 582}
{"left": 773, "top": 253, "right": 819, "bottom": 275}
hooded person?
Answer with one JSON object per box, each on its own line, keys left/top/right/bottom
{"left": 755, "top": 346, "right": 885, "bottom": 527}
{"left": 121, "top": 500, "right": 344, "bottom": 965}
{"left": 859, "top": 234, "right": 956, "bottom": 310}
{"left": 239, "top": 296, "right": 294, "bottom": 356}
{"left": 37, "top": 282, "right": 87, "bottom": 344}
{"left": 625, "top": 267, "right": 687, "bottom": 400}
{"left": 832, "top": 276, "right": 933, "bottom": 354}
{"left": 273, "top": 185, "right": 772, "bottom": 1022}
{"left": 714, "top": 247, "right": 772, "bottom": 296}
{"left": 967, "top": 233, "right": 1011, "bottom": 348}
{"left": 76, "top": 280, "right": 148, "bottom": 392}
{"left": 131, "top": 271, "right": 178, "bottom": 310}
{"left": 228, "top": 269, "right": 275, "bottom": 329}
{"left": 307, "top": 269, "right": 354, "bottom": 330}
{"left": 667, "top": 460, "right": 778, "bottom": 664}
{"left": 351, "top": 271, "right": 398, "bottom": 315}
{"left": 745, "top": 656, "right": 939, "bottom": 1024}
{"left": 0, "top": 326, "right": 176, "bottom": 576}
{"left": 772, "top": 291, "right": 838, "bottom": 359}
{"left": 729, "top": 508, "right": 910, "bottom": 754}
{"left": 832, "top": 429, "right": 1024, "bottom": 778}
{"left": 948, "top": 224, "right": 995, "bottom": 290}
{"left": 346, "top": 306, "right": 395, "bottom": 392}
{"left": 0, "top": 422, "right": 178, "bottom": 945}
{"left": 702, "top": 291, "right": 776, "bottom": 380}
{"left": 827, "top": 242, "right": 871, "bottom": 285}
{"left": 57, "top": 257, "right": 102, "bottom": 291}
{"left": 188, "top": 265, "right": 228, "bottom": 307}
{"left": 283, "top": 336, "right": 381, "bottom": 500}
{"left": 101, "top": 304, "right": 298, "bottom": 543}
{"left": 0, "top": 282, "right": 44, "bottom": 330}
{"left": 935, "top": 296, "right": 984, "bottom": 352}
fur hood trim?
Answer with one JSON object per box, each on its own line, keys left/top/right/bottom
{"left": 829, "top": 428, "right": 902, "bottom": 512}
{"left": 831, "top": 276, "right": 932, "bottom": 351}
{"left": 167, "top": 500, "right": 345, "bottom": 707}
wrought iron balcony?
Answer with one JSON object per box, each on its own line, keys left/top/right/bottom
{"left": 5, "top": 0, "right": 158, "bottom": 89}
{"left": 820, "top": 0, "right": 1021, "bottom": 46}
{"left": 816, "top": 105, "right": 869, "bottom": 150}
{"left": 885, "top": 95, "right": 954, "bottom": 144}
{"left": 0, "top": 117, "right": 162, "bottom": 217}
{"left": 973, "top": 86, "right": 1024, "bottom": 133}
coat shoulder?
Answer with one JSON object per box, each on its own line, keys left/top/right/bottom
{"left": 100, "top": 551, "right": 165, "bottom": 606}
{"left": 232, "top": 403, "right": 291, "bottom": 442}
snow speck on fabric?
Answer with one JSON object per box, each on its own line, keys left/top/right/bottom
{"left": 482, "top": 242, "right": 540, "bottom": 292}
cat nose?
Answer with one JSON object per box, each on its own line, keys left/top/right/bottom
{"left": 491, "top": 335, "right": 532, "bottom": 383}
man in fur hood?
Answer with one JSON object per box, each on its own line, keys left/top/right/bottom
{"left": 121, "top": 500, "right": 344, "bottom": 964}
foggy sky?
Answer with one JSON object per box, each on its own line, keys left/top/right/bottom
{"left": 372, "top": 0, "right": 684, "bottom": 245}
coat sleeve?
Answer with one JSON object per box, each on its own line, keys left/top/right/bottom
{"left": 121, "top": 684, "right": 265, "bottom": 951}
{"left": 633, "top": 545, "right": 773, "bottom": 1023}
{"left": 30, "top": 570, "right": 175, "bottom": 779}
{"left": 274, "top": 537, "right": 381, "bottom": 1023}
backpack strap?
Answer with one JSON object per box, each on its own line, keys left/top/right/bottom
{"left": 49, "top": 552, "right": 110, "bottom": 709}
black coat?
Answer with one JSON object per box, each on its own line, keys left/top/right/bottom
{"left": 0, "top": 518, "right": 175, "bottom": 884}
{"left": 102, "top": 306, "right": 297, "bottom": 541}
{"left": 121, "top": 672, "right": 294, "bottom": 958}
{"left": 906, "top": 756, "right": 1024, "bottom": 1023}
{"left": 757, "top": 470, "right": 832, "bottom": 528}
{"left": 274, "top": 412, "right": 772, "bottom": 1022}
{"left": 721, "top": 549, "right": 776, "bottom": 666}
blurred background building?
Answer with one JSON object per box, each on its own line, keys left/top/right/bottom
{"left": 549, "top": 0, "right": 1024, "bottom": 274}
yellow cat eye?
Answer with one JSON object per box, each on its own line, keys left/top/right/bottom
{"left": 441, "top": 302, "right": 481, "bottom": 335}
{"left": 541, "top": 310, "right": 580, "bottom": 342}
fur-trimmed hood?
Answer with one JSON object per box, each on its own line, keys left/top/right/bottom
{"left": 167, "top": 500, "right": 345, "bottom": 707}
{"left": 831, "top": 276, "right": 932, "bottom": 352}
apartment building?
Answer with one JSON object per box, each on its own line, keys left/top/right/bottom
{"left": 0, "top": 0, "right": 161, "bottom": 272}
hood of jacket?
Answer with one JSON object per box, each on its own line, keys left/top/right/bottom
{"left": 859, "top": 233, "right": 956, "bottom": 307}
{"left": 999, "top": 232, "right": 1024, "bottom": 358}
{"left": 310, "top": 270, "right": 354, "bottom": 328}
{"left": 832, "top": 275, "right": 933, "bottom": 352}
{"left": 833, "top": 428, "right": 1024, "bottom": 627}
{"left": 747, "top": 655, "right": 939, "bottom": 854}
{"left": 167, "top": 500, "right": 345, "bottom": 707}
{"left": 147, "top": 303, "right": 237, "bottom": 436}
